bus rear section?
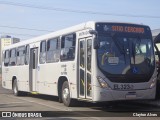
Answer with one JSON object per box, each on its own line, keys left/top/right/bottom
{"left": 81, "top": 23, "right": 157, "bottom": 102}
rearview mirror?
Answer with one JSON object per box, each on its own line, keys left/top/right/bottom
{"left": 89, "top": 30, "right": 100, "bottom": 49}
{"left": 94, "top": 37, "right": 100, "bottom": 49}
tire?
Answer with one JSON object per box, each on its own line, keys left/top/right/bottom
{"left": 13, "top": 80, "right": 21, "bottom": 96}
{"left": 156, "top": 75, "right": 160, "bottom": 99}
{"left": 58, "top": 86, "right": 63, "bottom": 103}
{"left": 58, "top": 97, "right": 63, "bottom": 103}
{"left": 61, "top": 81, "right": 75, "bottom": 107}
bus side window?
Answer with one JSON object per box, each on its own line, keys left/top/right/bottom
{"left": 17, "top": 46, "right": 25, "bottom": 66}
{"left": 25, "top": 45, "right": 30, "bottom": 65}
{"left": 60, "top": 33, "right": 76, "bottom": 61}
{"left": 4, "top": 50, "right": 10, "bottom": 66}
{"left": 39, "top": 40, "right": 46, "bottom": 64}
{"left": 47, "top": 38, "right": 60, "bottom": 63}
{"left": 9, "top": 48, "right": 16, "bottom": 66}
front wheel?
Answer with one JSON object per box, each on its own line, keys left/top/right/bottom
{"left": 156, "top": 76, "right": 160, "bottom": 99}
{"left": 62, "top": 81, "right": 76, "bottom": 107}
{"left": 13, "top": 80, "right": 21, "bottom": 96}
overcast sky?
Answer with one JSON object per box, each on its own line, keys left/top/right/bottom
{"left": 0, "top": 0, "right": 160, "bottom": 40}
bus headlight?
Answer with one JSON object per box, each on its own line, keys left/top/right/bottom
{"left": 150, "top": 77, "right": 157, "bottom": 89}
{"left": 97, "top": 76, "right": 111, "bottom": 89}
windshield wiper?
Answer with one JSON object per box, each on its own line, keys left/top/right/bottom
{"left": 131, "top": 37, "right": 142, "bottom": 65}
{"left": 132, "top": 42, "right": 136, "bottom": 64}
{"left": 112, "top": 36, "right": 126, "bottom": 64}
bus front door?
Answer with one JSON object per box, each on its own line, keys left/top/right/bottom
{"left": 29, "top": 48, "right": 38, "bottom": 92}
{"left": 78, "top": 37, "right": 92, "bottom": 99}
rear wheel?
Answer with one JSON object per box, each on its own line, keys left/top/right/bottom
{"left": 62, "top": 81, "right": 76, "bottom": 107}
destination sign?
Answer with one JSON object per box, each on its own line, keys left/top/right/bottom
{"left": 96, "top": 23, "right": 151, "bottom": 35}
{"left": 112, "top": 26, "right": 144, "bottom": 33}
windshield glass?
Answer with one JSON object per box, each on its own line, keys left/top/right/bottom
{"left": 155, "top": 43, "right": 160, "bottom": 62}
{"left": 97, "top": 36, "right": 155, "bottom": 75}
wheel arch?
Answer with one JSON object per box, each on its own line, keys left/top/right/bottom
{"left": 12, "top": 76, "right": 17, "bottom": 89}
{"left": 57, "top": 76, "right": 71, "bottom": 101}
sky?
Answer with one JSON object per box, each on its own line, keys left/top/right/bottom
{"left": 0, "top": 0, "right": 160, "bottom": 40}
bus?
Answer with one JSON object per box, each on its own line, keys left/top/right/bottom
{"left": 153, "top": 33, "right": 160, "bottom": 98}
{"left": 2, "top": 21, "right": 157, "bottom": 107}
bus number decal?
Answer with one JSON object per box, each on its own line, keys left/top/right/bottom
{"left": 61, "top": 64, "right": 67, "bottom": 75}
{"left": 113, "top": 84, "right": 134, "bottom": 90}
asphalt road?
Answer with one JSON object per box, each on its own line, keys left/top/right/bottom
{"left": 0, "top": 80, "right": 160, "bottom": 120}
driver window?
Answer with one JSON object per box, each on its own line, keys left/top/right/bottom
{"left": 60, "top": 33, "right": 76, "bottom": 61}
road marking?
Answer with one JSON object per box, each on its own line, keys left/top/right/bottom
{"left": 1, "top": 94, "right": 100, "bottom": 120}
{"left": 2, "top": 94, "right": 67, "bottom": 111}
{"left": 0, "top": 102, "right": 25, "bottom": 105}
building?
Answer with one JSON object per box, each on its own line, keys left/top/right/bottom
{"left": 0, "top": 35, "right": 20, "bottom": 66}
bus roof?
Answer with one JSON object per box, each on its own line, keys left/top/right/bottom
{"left": 3, "top": 21, "right": 148, "bottom": 50}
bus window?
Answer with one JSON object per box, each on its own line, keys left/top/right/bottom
{"left": 131, "top": 38, "right": 154, "bottom": 67}
{"left": 60, "top": 33, "right": 76, "bottom": 61}
{"left": 25, "top": 45, "right": 30, "bottom": 65}
{"left": 17, "top": 46, "right": 25, "bottom": 65}
{"left": 80, "top": 41, "right": 85, "bottom": 68}
{"left": 47, "top": 38, "right": 60, "bottom": 63}
{"left": 155, "top": 43, "right": 160, "bottom": 62}
{"left": 4, "top": 50, "right": 10, "bottom": 66}
{"left": 87, "top": 39, "right": 92, "bottom": 72}
{"left": 9, "top": 48, "right": 16, "bottom": 66}
{"left": 39, "top": 41, "right": 46, "bottom": 64}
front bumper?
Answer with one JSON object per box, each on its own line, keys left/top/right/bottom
{"left": 92, "top": 85, "right": 156, "bottom": 102}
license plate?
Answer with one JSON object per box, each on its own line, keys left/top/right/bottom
{"left": 126, "top": 94, "right": 137, "bottom": 99}
{"left": 113, "top": 84, "right": 134, "bottom": 90}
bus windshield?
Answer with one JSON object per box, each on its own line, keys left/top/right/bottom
{"left": 97, "top": 35, "right": 155, "bottom": 75}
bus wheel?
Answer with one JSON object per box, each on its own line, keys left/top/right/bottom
{"left": 13, "top": 80, "right": 21, "bottom": 96}
{"left": 156, "top": 79, "right": 160, "bottom": 99}
{"left": 62, "top": 81, "right": 75, "bottom": 107}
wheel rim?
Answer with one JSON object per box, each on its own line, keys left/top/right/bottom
{"left": 63, "top": 88, "right": 69, "bottom": 101}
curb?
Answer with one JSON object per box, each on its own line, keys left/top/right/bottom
{"left": 131, "top": 100, "right": 160, "bottom": 107}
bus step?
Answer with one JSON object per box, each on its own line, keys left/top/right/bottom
{"left": 31, "top": 91, "right": 39, "bottom": 94}
{"left": 77, "top": 98, "right": 92, "bottom": 102}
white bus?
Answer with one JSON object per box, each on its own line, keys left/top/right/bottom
{"left": 2, "top": 21, "right": 157, "bottom": 106}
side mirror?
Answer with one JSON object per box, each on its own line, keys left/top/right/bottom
{"left": 89, "top": 30, "right": 100, "bottom": 49}
{"left": 94, "top": 37, "right": 100, "bottom": 49}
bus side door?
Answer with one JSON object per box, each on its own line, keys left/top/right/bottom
{"left": 29, "top": 48, "right": 38, "bottom": 92}
{"left": 78, "top": 37, "right": 92, "bottom": 99}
